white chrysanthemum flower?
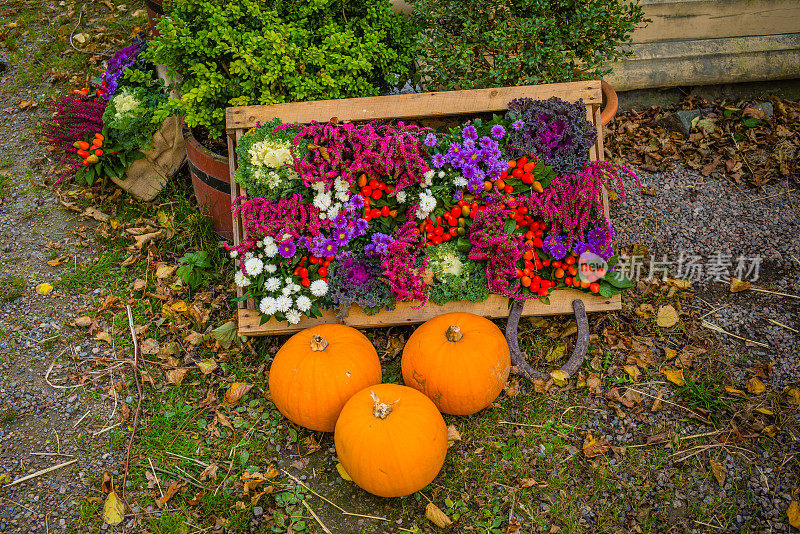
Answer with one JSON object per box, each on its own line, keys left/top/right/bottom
{"left": 259, "top": 296, "right": 277, "bottom": 316}
{"left": 313, "top": 193, "right": 332, "bottom": 211}
{"left": 234, "top": 271, "right": 251, "bottom": 288}
{"left": 244, "top": 257, "right": 264, "bottom": 277}
{"left": 310, "top": 279, "right": 328, "bottom": 297}
{"left": 328, "top": 203, "right": 341, "bottom": 219}
{"left": 319, "top": 212, "right": 327, "bottom": 220}
{"left": 438, "top": 171, "right": 445, "bottom": 178}
{"left": 229, "top": 250, "right": 238, "bottom": 258}
{"left": 276, "top": 295, "right": 292, "bottom": 312}
{"left": 453, "top": 176, "right": 468, "bottom": 187}
{"left": 284, "top": 277, "right": 293, "bottom": 284}
{"left": 312, "top": 181, "right": 326, "bottom": 192}
{"left": 282, "top": 286, "right": 293, "bottom": 296}
{"left": 416, "top": 209, "right": 427, "bottom": 220}
{"left": 244, "top": 251, "right": 253, "bottom": 260}
{"left": 281, "top": 233, "right": 292, "bottom": 241}
{"left": 419, "top": 192, "right": 437, "bottom": 212}
{"left": 295, "top": 295, "right": 312, "bottom": 312}
{"left": 285, "top": 309, "right": 302, "bottom": 325}
{"left": 424, "top": 169, "right": 435, "bottom": 181}
{"left": 265, "top": 277, "right": 281, "bottom": 292}
{"left": 396, "top": 190, "right": 407, "bottom": 204}
{"left": 336, "top": 190, "right": 349, "bottom": 202}
{"left": 265, "top": 264, "right": 277, "bottom": 274}
{"left": 262, "top": 236, "right": 275, "bottom": 247}
{"left": 292, "top": 284, "right": 302, "bottom": 293}
{"left": 263, "top": 242, "right": 278, "bottom": 258}
{"left": 334, "top": 177, "right": 349, "bottom": 193}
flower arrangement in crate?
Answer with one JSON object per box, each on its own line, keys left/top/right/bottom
{"left": 42, "top": 34, "right": 170, "bottom": 189}
{"left": 228, "top": 97, "right": 639, "bottom": 326}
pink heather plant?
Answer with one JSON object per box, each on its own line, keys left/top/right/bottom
{"left": 229, "top": 194, "right": 323, "bottom": 257}
{"left": 42, "top": 96, "right": 107, "bottom": 171}
{"left": 381, "top": 221, "right": 428, "bottom": 303}
{"left": 279, "top": 120, "right": 432, "bottom": 193}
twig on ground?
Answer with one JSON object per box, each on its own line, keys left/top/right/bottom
{"left": 137, "top": 464, "right": 204, "bottom": 490}
{"left": 626, "top": 429, "right": 725, "bottom": 448}
{"left": 767, "top": 318, "right": 798, "bottom": 333}
{"left": 30, "top": 452, "right": 75, "bottom": 457}
{"left": 303, "top": 500, "right": 333, "bottom": 534}
{"left": 749, "top": 286, "right": 800, "bottom": 299}
{"left": 624, "top": 387, "right": 713, "bottom": 425}
{"left": 750, "top": 188, "right": 796, "bottom": 202}
{"left": 165, "top": 452, "right": 209, "bottom": 468}
{"left": 169, "top": 405, "right": 211, "bottom": 447}
{"left": 72, "top": 409, "right": 91, "bottom": 428}
{"left": 91, "top": 423, "right": 120, "bottom": 437}
{"left": 4, "top": 459, "right": 78, "bottom": 487}
{"left": 0, "top": 495, "right": 36, "bottom": 513}
{"left": 149, "top": 458, "right": 164, "bottom": 499}
{"left": 45, "top": 356, "right": 81, "bottom": 390}
{"left": 122, "top": 305, "right": 143, "bottom": 525}
{"left": 701, "top": 320, "right": 770, "bottom": 348}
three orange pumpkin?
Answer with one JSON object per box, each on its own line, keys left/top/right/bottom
{"left": 334, "top": 383, "right": 447, "bottom": 498}
{"left": 268, "top": 324, "right": 382, "bottom": 432}
{"left": 401, "top": 312, "right": 511, "bottom": 415}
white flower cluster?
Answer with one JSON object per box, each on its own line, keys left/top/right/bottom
{"left": 453, "top": 176, "right": 468, "bottom": 187}
{"left": 312, "top": 180, "right": 348, "bottom": 220}
{"left": 112, "top": 89, "right": 140, "bottom": 120}
{"left": 416, "top": 190, "right": 437, "bottom": 220}
{"left": 248, "top": 139, "right": 292, "bottom": 169}
{"left": 395, "top": 190, "right": 407, "bottom": 204}
{"left": 258, "top": 278, "right": 328, "bottom": 325}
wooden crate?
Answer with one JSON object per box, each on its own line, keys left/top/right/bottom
{"left": 226, "top": 80, "right": 621, "bottom": 336}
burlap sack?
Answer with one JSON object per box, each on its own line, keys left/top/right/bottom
{"left": 110, "top": 114, "right": 186, "bottom": 201}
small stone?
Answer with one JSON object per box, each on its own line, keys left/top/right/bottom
{"left": 253, "top": 506, "right": 263, "bottom": 517}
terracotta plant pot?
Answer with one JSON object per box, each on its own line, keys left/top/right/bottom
{"left": 185, "top": 132, "right": 233, "bottom": 241}
{"left": 600, "top": 80, "right": 619, "bottom": 126}
{"left": 144, "top": 0, "right": 163, "bottom": 37}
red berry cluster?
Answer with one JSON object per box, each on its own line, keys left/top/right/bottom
{"left": 357, "top": 174, "right": 398, "bottom": 221}
{"left": 498, "top": 156, "right": 544, "bottom": 194}
{"left": 293, "top": 255, "right": 334, "bottom": 286}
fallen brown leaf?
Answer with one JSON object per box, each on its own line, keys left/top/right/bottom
{"left": 730, "top": 277, "right": 751, "bottom": 293}
{"left": 72, "top": 316, "right": 93, "bottom": 328}
{"left": 425, "top": 502, "right": 453, "bottom": 528}
{"left": 656, "top": 305, "right": 679, "bottom": 328}
{"left": 224, "top": 382, "right": 253, "bottom": 405}
{"left": 156, "top": 481, "right": 186, "bottom": 508}
{"left": 747, "top": 377, "right": 766, "bottom": 394}
{"left": 787, "top": 501, "right": 800, "bottom": 529}
{"left": 710, "top": 459, "right": 726, "bottom": 486}
{"left": 199, "top": 463, "right": 219, "bottom": 482}
{"left": 165, "top": 368, "right": 188, "bottom": 386}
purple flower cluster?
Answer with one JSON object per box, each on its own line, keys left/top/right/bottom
{"left": 434, "top": 125, "right": 507, "bottom": 195}
{"left": 101, "top": 35, "right": 147, "bottom": 100}
{"left": 364, "top": 233, "right": 395, "bottom": 257}
{"left": 306, "top": 208, "right": 369, "bottom": 257}
{"left": 542, "top": 234, "right": 568, "bottom": 260}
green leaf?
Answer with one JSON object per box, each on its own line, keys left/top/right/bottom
{"left": 604, "top": 270, "right": 633, "bottom": 289}
{"left": 212, "top": 321, "right": 239, "bottom": 349}
{"left": 742, "top": 118, "right": 762, "bottom": 128}
{"left": 503, "top": 218, "right": 517, "bottom": 235}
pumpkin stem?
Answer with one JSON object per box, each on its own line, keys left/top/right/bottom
{"left": 370, "top": 391, "right": 398, "bottom": 419}
{"left": 445, "top": 325, "right": 463, "bottom": 342}
{"left": 309, "top": 335, "right": 329, "bottom": 352}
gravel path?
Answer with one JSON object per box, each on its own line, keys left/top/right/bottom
{"left": 612, "top": 167, "right": 800, "bottom": 387}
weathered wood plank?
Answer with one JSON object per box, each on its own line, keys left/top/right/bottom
{"left": 633, "top": 0, "right": 800, "bottom": 43}
{"left": 605, "top": 33, "right": 800, "bottom": 90}
{"left": 239, "top": 292, "right": 621, "bottom": 336}
{"left": 226, "top": 81, "right": 602, "bottom": 130}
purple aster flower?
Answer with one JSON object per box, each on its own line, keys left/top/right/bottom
{"left": 279, "top": 241, "right": 297, "bottom": 259}
{"left": 346, "top": 194, "right": 364, "bottom": 213}
{"left": 490, "top": 124, "right": 506, "bottom": 139}
{"left": 461, "top": 165, "right": 478, "bottom": 180}
{"left": 467, "top": 176, "right": 484, "bottom": 195}
{"left": 512, "top": 119, "right": 524, "bottom": 131}
{"left": 572, "top": 241, "right": 592, "bottom": 257}
{"left": 542, "top": 234, "right": 568, "bottom": 260}
{"left": 463, "top": 138, "right": 476, "bottom": 151}
{"left": 424, "top": 133, "right": 438, "bottom": 147}
{"left": 354, "top": 217, "right": 369, "bottom": 234}
{"left": 453, "top": 190, "right": 464, "bottom": 202}
{"left": 321, "top": 238, "right": 338, "bottom": 257}
{"left": 431, "top": 153, "right": 446, "bottom": 168}
{"left": 462, "top": 125, "right": 478, "bottom": 141}
{"left": 448, "top": 142, "right": 462, "bottom": 156}
{"left": 478, "top": 136, "right": 495, "bottom": 150}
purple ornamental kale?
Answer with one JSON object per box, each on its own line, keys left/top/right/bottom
{"left": 506, "top": 96, "right": 597, "bottom": 176}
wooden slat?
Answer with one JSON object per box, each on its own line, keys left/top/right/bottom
{"left": 226, "top": 81, "right": 602, "bottom": 130}
{"left": 606, "top": 33, "right": 800, "bottom": 90}
{"left": 632, "top": 0, "right": 800, "bottom": 43}
{"left": 239, "top": 291, "right": 621, "bottom": 336}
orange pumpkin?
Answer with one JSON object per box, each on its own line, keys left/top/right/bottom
{"left": 268, "top": 324, "right": 381, "bottom": 432}
{"left": 334, "top": 383, "right": 447, "bottom": 498}
{"left": 401, "top": 312, "right": 510, "bottom": 415}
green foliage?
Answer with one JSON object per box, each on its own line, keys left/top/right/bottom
{"left": 177, "top": 250, "right": 215, "bottom": 289}
{"left": 234, "top": 118, "right": 305, "bottom": 199}
{"left": 427, "top": 243, "right": 490, "bottom": 305}
{"left": 148, "top": 0, "right": 416, "bottom": 139}
{"left": 409, "top": 0, "right": 647, "bottom": 90}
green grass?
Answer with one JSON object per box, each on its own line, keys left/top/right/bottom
{"left": 59, "top": 249, "right": 125, "bottom": 292}
{"left": 0, "top": 409, "right": 18, "bottom": 425}
{"left": 0, "top": 173, "right": 9, "bottom": 200}
{"left": 0, "top": 274, "right": 25, "bottom": 302}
